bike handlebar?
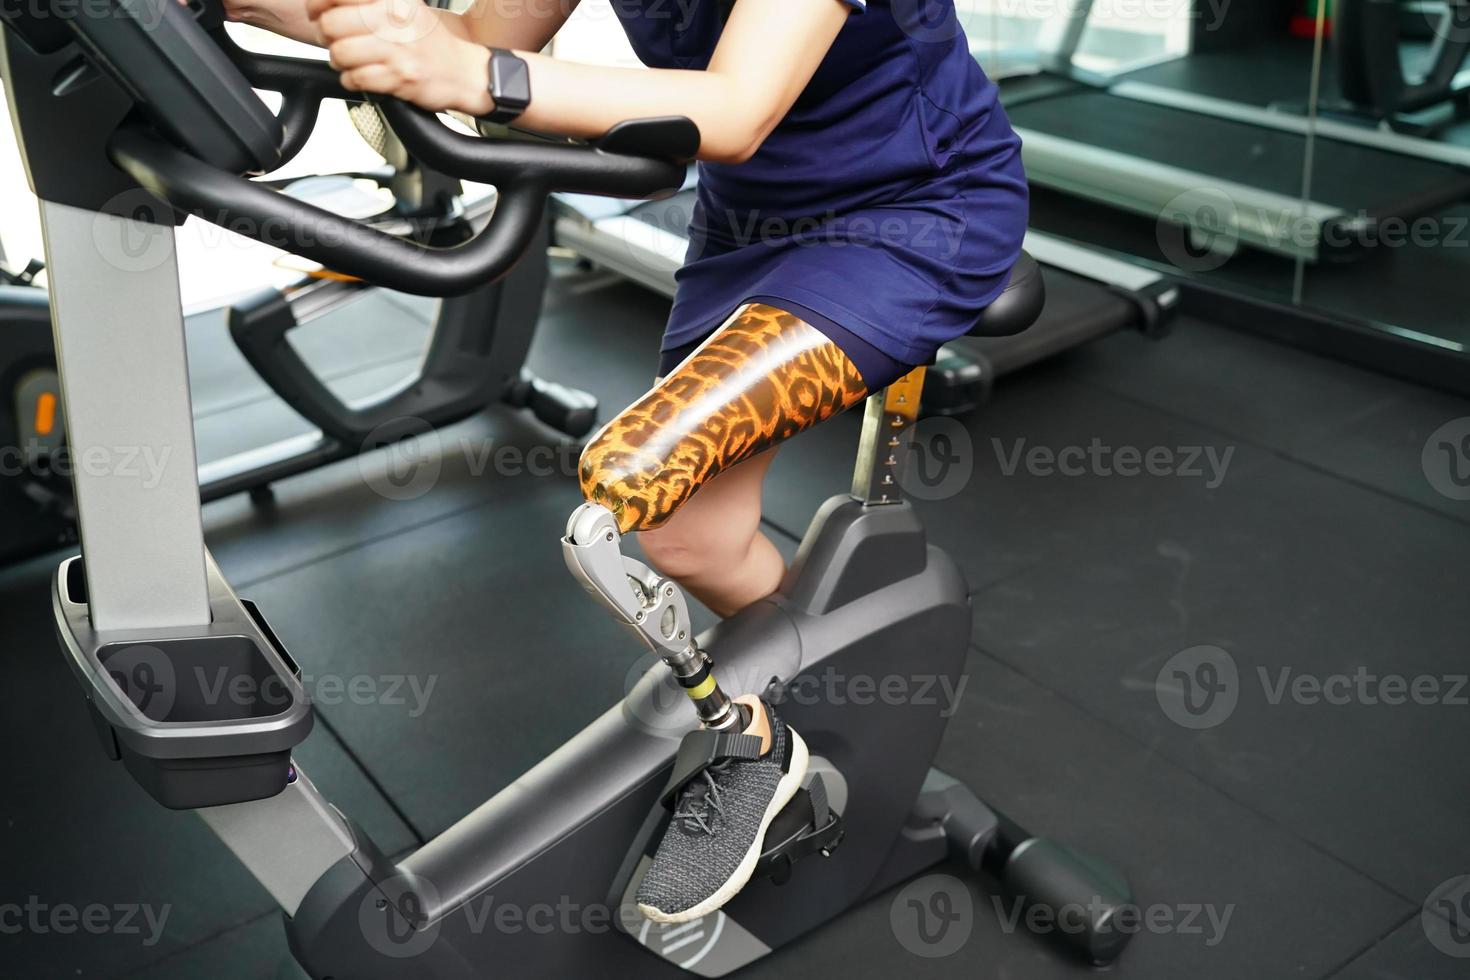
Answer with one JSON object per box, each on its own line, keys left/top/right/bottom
{"left": 110, "top": 25, "right": 697, "bottom": 296}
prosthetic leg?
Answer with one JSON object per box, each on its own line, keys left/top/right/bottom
{"left": 563, "top": 304, "right": 868, "bottom": 729}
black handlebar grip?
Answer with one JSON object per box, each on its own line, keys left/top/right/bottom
{"left": 379, "top": 103, "right": 688, "bottom": 200}
{"left": 109, "top": 126, "right": 545, "bottom": 296}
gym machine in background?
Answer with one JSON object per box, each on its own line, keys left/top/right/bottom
{"left": 0, "top": 65, "right": 597, "bottom": 567}
{"left": 998, "top": 0, "right": 1470, "bottom": 263}
{"left": 1330, "top": 0, "right": 1470, "bottom": 136}
{"left": 0, "top": 243, "right": 70, "bottom": 563}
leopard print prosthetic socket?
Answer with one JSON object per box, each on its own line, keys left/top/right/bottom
{"left": 579, "top": 304, "right": 869, "bottom": 533}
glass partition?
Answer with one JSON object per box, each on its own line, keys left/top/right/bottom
{"left": 963, "top": 0, "right": 1323, "bottom": 305}
{"left": 1297, "top": 1, "right": 1470, "bottom": 375}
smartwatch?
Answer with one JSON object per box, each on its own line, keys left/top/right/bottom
{"left": 482, "top": 48, "right": 531, "bottom": 126}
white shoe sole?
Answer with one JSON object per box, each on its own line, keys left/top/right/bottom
{"left": 638, "top": 727, "right": 811, "bottom": 925}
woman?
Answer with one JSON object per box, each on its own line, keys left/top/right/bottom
{"left": 232, "top": 0, "right": 1027, "bottom": 924}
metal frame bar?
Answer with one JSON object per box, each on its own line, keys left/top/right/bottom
{"left": 1112, "top": 79, "right": 1470, "bottom": 168}
{"left": 1016, "top": 127, "right": 1341, "bottom": 261}
{"left": 1037, "top": 0, "right": 1098, "bottom": 70}
{"left": 40, "top": 202, "right": 211, "bottom": 631}
{"left": 197, "top": 763, "right": 357, "bottom": 916}
{"left": 44, "top": 202, "right": 361, "bottom": 918}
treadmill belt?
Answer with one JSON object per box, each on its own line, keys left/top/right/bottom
{"left": 1007, "top": 89, "right": 1470, "bottom": 212}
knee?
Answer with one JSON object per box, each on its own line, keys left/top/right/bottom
{"left": 578, "top": 427, "right": 683, "bottom": 534}
{"left": 640, "top": 525, "right": 714, "bottom": 578}
{"left": 639, "top": 519, "right": 725, "bottom": 580}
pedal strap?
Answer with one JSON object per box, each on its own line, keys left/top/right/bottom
{"left": 660, "top": 730, "right": 764, "bottom": 810}
{"left": 807, "top": 774, "right": 831, "bottom": 828}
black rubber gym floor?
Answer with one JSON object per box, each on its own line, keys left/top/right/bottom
{"left": 2, "top": 263, "right": 1467, "bottom": 979}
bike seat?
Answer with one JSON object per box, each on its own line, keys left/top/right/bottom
{"left": 967, "top": 251, "right": 1045, "bottom": 337}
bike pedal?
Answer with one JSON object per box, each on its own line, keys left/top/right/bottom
{"left": 754, "top": 776, "right": 845, "bottom": 886}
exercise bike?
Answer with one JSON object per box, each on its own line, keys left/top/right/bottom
{"left": 1330, "top": 0, "right": 1470, "bottom": 137}
{"left": 3, "top": 0, "right": 1132, "bottom": 975}
{"left": 0, "top": 246, "right": 72, "bottom": 565}
{"left": 0, "top": 92, "right": 596, "bottom": 567}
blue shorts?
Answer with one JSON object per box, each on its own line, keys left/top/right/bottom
{"left": 659, "top": 109, "right": 1029, "bottom": 392}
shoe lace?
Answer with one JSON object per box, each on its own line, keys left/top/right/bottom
{"left": 672, "top": 763, "right": 730, "bottom": 836}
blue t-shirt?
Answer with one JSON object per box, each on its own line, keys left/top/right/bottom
{"left": 612, "top": 0, "right": 1029, "bottom": 368}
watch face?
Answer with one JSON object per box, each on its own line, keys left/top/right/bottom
{"left": 494, "top": 52, "right": 531, "bottom": 110}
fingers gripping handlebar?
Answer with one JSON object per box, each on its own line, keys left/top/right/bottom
{"left": 106, "top": 25, "right": 698, "bottom": 297}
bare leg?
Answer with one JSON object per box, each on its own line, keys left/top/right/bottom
{"left": 639, "top": 449, "right": 783, "bottom": 617}
{"left": 578, "top": 303, "right": 867, "bottom": 617}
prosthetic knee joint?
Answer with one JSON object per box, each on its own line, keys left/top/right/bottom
{"left": 561, "top": 502, "right": 740, "bottom": 730}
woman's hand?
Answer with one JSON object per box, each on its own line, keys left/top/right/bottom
{"left": 309, "top": 0, "right": 493, "bottom": 115}
{"left": 219, "top": 0, "right": 326, "bottom": 47}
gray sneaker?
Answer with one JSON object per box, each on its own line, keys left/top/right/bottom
{"left": 636, "top": 697, "right": 809, "bottom": 924}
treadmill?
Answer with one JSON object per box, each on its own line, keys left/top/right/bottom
{"left": 1000, "top": 0, "right": 1470, "bottom": 262}
{"left": 553, "top": 180, "right": 1178, "bottom": 415}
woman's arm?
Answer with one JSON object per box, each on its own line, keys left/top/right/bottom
{"left": 311, "top": 0, "right": 853, "bottom": 164}
{"left": 450, "top": 0, "right": 581, "bottom": 50}
{"left": 223, "top": 0, "right": 576, "bottom": 56}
